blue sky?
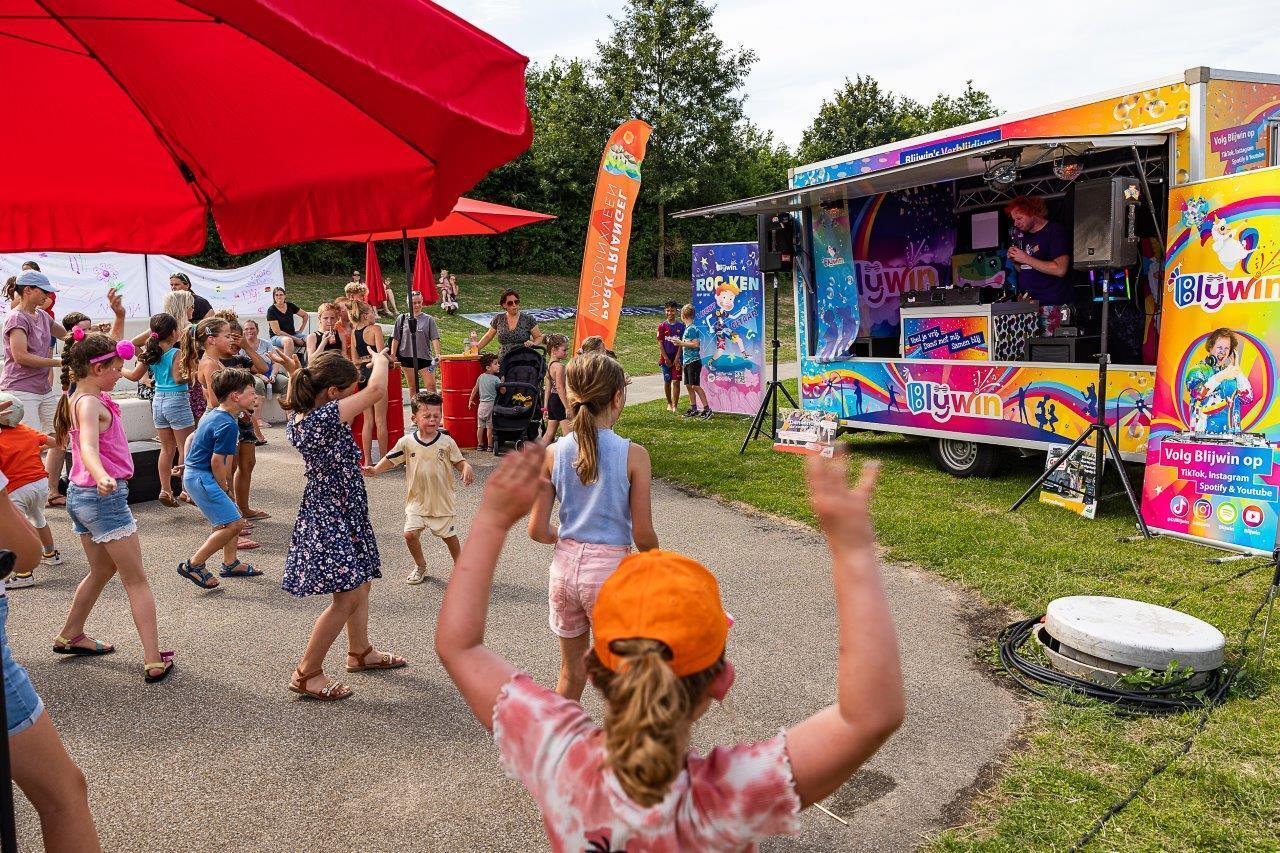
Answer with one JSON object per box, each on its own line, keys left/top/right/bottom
{"left": 440, "top": 0, "right": 1280, "bottom": 154}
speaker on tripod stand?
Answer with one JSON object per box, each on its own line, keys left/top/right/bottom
{"left": 741, "top": 212, "right": 799, "bottom": 453}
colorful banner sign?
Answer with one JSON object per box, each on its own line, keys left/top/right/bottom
{"left": 902, "top": 314, "right": 989, "bottom": 360}
{"left": 798, "top": 359, "right": 1153, "bottom": 456}
{"left": 773, "top": 408, "right": 837, "bottom": 457}
{"left": 691, "top": 242, "right": 764, "bottom": 415}
{"left": 1206, "top": 80, "right": 1280, "bottom": 178}
{"left": 0, "top": 251, "right": 149, "bottom": 320}
{"left": 574, "top": 119, "right": 652, "bottom": 350}
{"left": 1039, "top": 445, "right": 1101, "bottom": 520}
{"left": 146, "top": 252, "right": 283, "bottom": 317}
{"left": 809, "top": 201, "right": 860, "bottom": 359}
{"left": 1140, "top": 167, "right": 1280, "bottom": 555}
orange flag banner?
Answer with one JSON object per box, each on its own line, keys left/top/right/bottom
{"left": 574, "top": 119, "right": 652, "bottom": 350}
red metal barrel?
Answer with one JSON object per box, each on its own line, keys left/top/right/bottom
{"left": 439, "top": 355, "right": 483, "bottom": 449}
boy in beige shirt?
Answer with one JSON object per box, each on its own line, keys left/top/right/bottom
{"left": 363, "top": 392, "right": 474, "bottom": 583}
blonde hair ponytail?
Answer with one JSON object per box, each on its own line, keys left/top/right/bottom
{"left": 565, "top": 352, "right": 626, "bottom": 486}
{"left": 585, "top": 639, "right": 724, "bottom": 807}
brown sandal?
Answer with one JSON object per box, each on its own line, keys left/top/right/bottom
{"left": 346, "top": 646, "right": 407, "bottom": 672}
{"left": 288, "top": 667, "right": 351, "bottom": 701}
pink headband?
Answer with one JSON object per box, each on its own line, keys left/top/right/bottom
{"left": 71, "top": 328, "right": 136, "bottom": 363}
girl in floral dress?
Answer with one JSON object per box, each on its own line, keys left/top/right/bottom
{"left": 275, "top": 348, "right": 406, "bottom": 700}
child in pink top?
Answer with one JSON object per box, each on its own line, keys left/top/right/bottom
{"left": 52, "top": 331, "right": 172, "bottom": 684}
{"left": 436, "top": 447, "right": 905, "bottom": 851}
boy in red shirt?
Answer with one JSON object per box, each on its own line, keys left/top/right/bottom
{"left": 0, "top": 394, "right": 63, "bottom": 587}
{"left": 657, "top": 300, "right": 686, "bottom": 413}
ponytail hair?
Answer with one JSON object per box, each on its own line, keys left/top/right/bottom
{"left": 140, "top": 313, "right": 179, "bottom": 365}
{"left": 3, "top": 276, "right": 16, "bottom": 304}
{"left": 565, "top": 352, "right": 627, "bottom": 485}
{"left": 585, "top": 639, "right": 724, "bottom": 807}
{"left": 53, "top": 332, "right": 117, "bottom": 446}
{"left": 176, "top": 323, "right": 199, "bottom": 384}
{"left": 282, "top": 351, "right": 357, "bottom": 414}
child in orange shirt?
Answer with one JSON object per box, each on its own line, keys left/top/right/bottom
{"left": 0, "top": 393, "right": 63, "bottom": 587}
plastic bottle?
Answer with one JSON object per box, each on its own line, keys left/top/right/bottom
{"left": 468, "top": 330, "right": 478, "bottom": 352}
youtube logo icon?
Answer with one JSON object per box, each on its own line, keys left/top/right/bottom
{"left": 1243, "top": 505, "right": 1265, "bottom": 529}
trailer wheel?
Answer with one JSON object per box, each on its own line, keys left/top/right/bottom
{"left": 929, "top": 438, "right": 1003, "bottom": 478}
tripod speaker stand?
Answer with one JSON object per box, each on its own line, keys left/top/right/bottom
{"left": 1010, "top": 269, "right": 1151, "bottom": 537}
{"left": 740, "top": 271, "right": 798, "bottom": 453}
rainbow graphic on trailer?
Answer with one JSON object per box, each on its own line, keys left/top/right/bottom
{"left": 1140, "top": 166, "right": 1280, "bottom": 555}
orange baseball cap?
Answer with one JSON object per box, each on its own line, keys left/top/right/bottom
{"left": 592, "top": 549, "right": 730, "bottom": 677}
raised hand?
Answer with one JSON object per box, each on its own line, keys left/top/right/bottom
{"left": 269, "top": 349, "right": 302, "bottom": 375}
{"left": 107, "top": 288, "right": 125, "bottom": 317}
{"left": 479, "top": 444, "right": 545, "bottom": 527}
{"left": 806, "top": 453, "right": 880, "bottom": 557}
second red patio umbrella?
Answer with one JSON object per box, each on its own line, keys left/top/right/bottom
{"left": 364, "top": 241, "right": 387, "bottom": 307}
{"left": 413, "top": 238, "right": 438, "bottom": 305}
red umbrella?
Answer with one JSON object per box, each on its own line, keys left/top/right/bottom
{"left": 413, "top": 238, "right": 438, "bottom": 305}
{"left": 364, "top": 242, "right": 387, "bottom": 308}
{"left": 1, "top": 1, "right": 532, "bottom": 254}
{"left": 332, "top": 197, "right": 556, "bottom": 242}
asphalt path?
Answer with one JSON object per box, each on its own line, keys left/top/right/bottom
{"left": 10, "top": 422, "right": 1021, "bottom": 851}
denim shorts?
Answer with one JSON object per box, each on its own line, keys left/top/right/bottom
{"left": 1, "top": 594, "right": 45, "bottom": 736}
{"left": 66, "top": 480, "right": 137, "bottom": 543}
{"left": 183, "top": 469, "right": 241, "bottom": 528}
{"left": 152, "top": 390, "right": 195, "bottom": 430}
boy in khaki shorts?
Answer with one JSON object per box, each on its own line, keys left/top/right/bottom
{"left": 362, "top": 392, "right": 474, "bottom": 584}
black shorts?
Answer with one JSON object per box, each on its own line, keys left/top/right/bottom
{"left": 683, "top": 361, "right": 702, "bottom": 387}
{"left": 547, "top": 392, "right": 567, "bottom": 422}
{"left": 397, "top": 356, "right": 434, "bottom": 372}
{"left": 237, "top": 417, "right": 256, "bottom": 444}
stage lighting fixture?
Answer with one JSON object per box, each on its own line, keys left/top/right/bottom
{"left": 1053, "top": 150, "right": 1084, "bottom": 181}
{"left": 983, "top": 156, "right": 1019, "bottom": 188}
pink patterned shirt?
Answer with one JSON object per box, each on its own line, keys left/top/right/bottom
{"left": 493, "top": 673, "right": 802, "bottom": 852}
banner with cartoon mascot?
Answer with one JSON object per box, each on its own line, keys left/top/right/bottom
{"left": 574, "top": 120, "right": 651, "bottom": 351}
{"left": 691, "top": 242, "right": 764, "bottom": 415}
{"left": 1140, "top": 165, "right": 1280, "bottom": 555}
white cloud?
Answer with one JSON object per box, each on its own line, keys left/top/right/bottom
{"left": 440, "top": 0, "right": 1280, "bottom": 154}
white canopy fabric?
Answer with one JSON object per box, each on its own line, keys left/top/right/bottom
{"left": 674, "top": 128, "right": 1180, "bottom": 219}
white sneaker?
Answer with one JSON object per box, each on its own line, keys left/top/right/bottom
{"left": 404, "top": 566, "right": 429, "bottom": 585}
{"left": 7, "top": 572, "right": 35, "bottom": 589}
{"left": 42, "top": 549, "right": 62, "bottom": 566}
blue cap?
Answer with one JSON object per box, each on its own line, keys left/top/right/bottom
{"left": 14, "top": 270, "right": 54, "bottom": 292}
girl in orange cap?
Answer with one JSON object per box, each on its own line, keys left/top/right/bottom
{"left": 436, "top": 445, "right": 905, "bottom": 851}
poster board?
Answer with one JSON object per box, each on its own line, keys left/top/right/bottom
{"left": 0, "top": 252, "right": 149, "bottom": 321}
{"left": 1039, "top": 445, "right": 1101, "bottom": 519}
{"left": 1140, "top": 166, "right": 1280, "bottom": 556}
{"left": 691, "top": 242, "right": 764, "bottom": 415}
{"left": 147, "top": 252, "right": 283, "bottom": 317}
{"left": 773, "top": 408, "right": 837, "bottom": 456}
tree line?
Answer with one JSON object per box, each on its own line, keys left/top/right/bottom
{"left": 189, "top": 0, "right": 998, "bottom": 280}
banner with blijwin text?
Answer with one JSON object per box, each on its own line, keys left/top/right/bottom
{"left": 147, "top": 252, "right": 283, "bottom": 318}
{"left": 0, "top": 252, "right": 149, "bottom": 321}
{"left": 691, "top": 242, "right": 764, "bottom": 415}
{"left": 1140, "top": 166, "right": 1280, "bottom": 556}
{"left": 574, "top": 119, "right": 651, "bottom": 351}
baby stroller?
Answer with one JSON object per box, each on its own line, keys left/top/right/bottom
{"left": 491, "top": 345, "right": 546, "bottom": 454}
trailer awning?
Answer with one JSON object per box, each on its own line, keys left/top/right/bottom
{"left": 673, "top": 127, "right": 1180, "bottom": 219}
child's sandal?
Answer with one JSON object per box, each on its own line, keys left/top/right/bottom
{"left": 288, "top": 667, "right": 351, "bottom": 701}
{"left": 144, "top": 651, "right": 175, "bottom": 684}
{"left": 176, "top": 561, "right": 220, "bottom": 590}
{"left": 158, "top": 491, "right": 179, "bottom": 507}
{"left": 219, "top": 559, "right": 262, "bottom": 578}
{"left": 53, "top": 633, "right": 115, "bottom": 656}
{"left": 346, "top": 646, "right": 407, "bottom": 672}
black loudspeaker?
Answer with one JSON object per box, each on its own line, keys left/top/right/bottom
{"left": 1072, "top": 176, "right": 1139, "bottom": 269}
{"left": 758, "top": 212, "right": 794, "bottom": 272}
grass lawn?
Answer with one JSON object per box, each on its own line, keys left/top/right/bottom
{"left": 283, "top": 272, "right": 795, "bottom": 380}
{"left": 615, "top": 399, "right": 1280, "bottom": 851}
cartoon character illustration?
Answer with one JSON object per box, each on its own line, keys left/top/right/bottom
{"left": 1208, "top": 217, "right": 1256, "bottom": 271}
{"left": 852, "top": 378, "right": 864, "bottom": 415}
{"left": 1184, "top": 328, "right": 1254, "bottom": 434}
{"left": 954, "top": 251, "right": 1007, "bottom": 287}
{"left": 1046, "top": 402, "right": 1059, "bottom": 434}
{"left": 887, "top": 385, "right": 900, "bottom": 412}
{"left": 706, "top": 281, "right": 749, "bottom": 357}
{"left": 1083, "top": 383, "right": 1098, "bottom": 420}
{"left": 1180, "top": 195, "right": 1210, "bottom": 230}
{"left": 1035, "top": 395, "right": 1049, "bottom": 430}
{"left": 1015, "top": 385, "right": 1030, "bottom": 424}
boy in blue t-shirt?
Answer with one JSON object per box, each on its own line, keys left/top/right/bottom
{"left": 674, "top": 304, "right": 711, "bottom": 419}
{"left": 177, "top": 368, "right": 262, "bottom": 590}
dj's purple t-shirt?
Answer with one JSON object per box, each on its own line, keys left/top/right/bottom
{"left": 1015, "top": 220, "right": 1074, "bottom": 306}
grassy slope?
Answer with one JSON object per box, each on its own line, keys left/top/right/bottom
{"left": 614, "top": 401, "right": 1280, "bottom": 852}
{"left": 283, "top": 272, "right": 796, "bottom": 380}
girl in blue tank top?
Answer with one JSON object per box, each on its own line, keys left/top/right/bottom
{"left": 528, "top": 352, "right": 658, "bottom": 700}
{"left": 123, "top": 313, "right": 194, "bottom": 507}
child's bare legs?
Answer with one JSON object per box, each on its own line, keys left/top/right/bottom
{"left": 35, "top": 523, "right": 54, "bottom": 552}
{"left": 418, "top": 367, "right": 436, "bottom": 394}
{"left": 671, "top": 379, "right": 682, "bottom": 411}
{"left": 343, "top": 582, "right": 402, "bottom": 669}
{"left": 541, "top": 420, "right": 561, "bottom": 446}
{"left": 61, "top": 534, "right": 162, "bottom": 671}
{"left": 475, "top": 422, "right": 486, "bottom": 449}
{"left": 156, "top": 427, "right": 177, "bottom": 497}
{"left": 172, "top": 424, "right": 194, "bottom": 472}
{"left": 294, "top": 586, "right": 363, "bottom": 696}
{"left": 188, "top": 518, "right": 245, "bottom": 572}
{"left": 234, "top": 442, "right": 260, "bottom": 517}
{"left": 404, "top": 528, "right": 427, "bottom": 571}
{"left": 373, "top": 395, "right": 388, "bottom": 462}
{"left": 664, "top": 379, "right": 675, "bottom": 411}
{"left": 442, "top": 535, "right": 461, "bottom": 563}
{"left": 10, "top": 714, "right": 101, "bottom": 853}
{"left": 691, "top": 384, "right": 709, "bottom": 410}
{"left": 44, "top": 445, "right": 66, "bottom": 495}
{"left": 557, "top": 631, "right": 591, "bottom": 700}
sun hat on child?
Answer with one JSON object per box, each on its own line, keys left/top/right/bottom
{"left": 592, "top": 549, "right": 730, "bottom": 677}
{"left": 15, "top": 270, "right": 55, "bottom": 292}
{"left": 0, "top": 392, "right": 25, "bottom": 428}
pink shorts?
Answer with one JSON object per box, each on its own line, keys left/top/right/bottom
{"left": 548, "top": 538, "right": 631, "bottom": 639}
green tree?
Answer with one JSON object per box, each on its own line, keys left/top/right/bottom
{"left": 797, "top": 76, "right": 999, "bottom": 166}
{"left": 597, "top": 0, "right": 756, "bottom": 278}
